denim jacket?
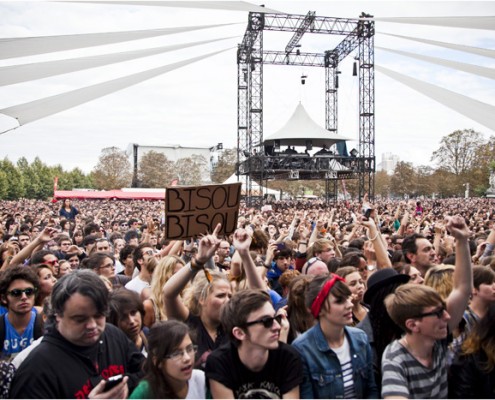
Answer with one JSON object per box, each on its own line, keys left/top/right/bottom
{"left": 292, "top": 323, "right": 378, "bottom": 399}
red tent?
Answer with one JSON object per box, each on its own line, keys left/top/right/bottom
{"left": 54, "top": 190, "right": 165, "bottom": 200}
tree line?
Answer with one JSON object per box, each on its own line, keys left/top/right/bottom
{"left": 0, "top": 129, "right": 493, "bottom": 200}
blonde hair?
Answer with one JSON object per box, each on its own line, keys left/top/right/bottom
{"left": 424, "top": 264, "right": 455, "bottom": 301}
{"left": 150, "top": 255, "right": 184, "bottom": 321}
{"left": 184, "top": 270, "right": 229, "bottom": 316}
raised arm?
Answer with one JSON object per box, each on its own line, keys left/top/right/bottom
{"left": 232, "top": 228, "right": 264, "bottom": 290}
{"left": 445, "top": 215, "right": 473, "bottom": 332}
{"left": 359, "top": 216, "right": 392, "bottom": 269}
{"left": 7, "top": 227, "right": 58, "bottom": 268}
{"left": 163, "top": 224, "right": 221, "bottom": 321}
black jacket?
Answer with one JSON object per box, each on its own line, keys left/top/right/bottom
{"left": 449, "top": 351, "right": 495, "bottom": 399}
{"left": 9, "top": 324, "right": 145, "bottom": 399}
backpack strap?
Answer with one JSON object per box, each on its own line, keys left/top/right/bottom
{"left": 33, "top": 311, "right": 44, "bottom": 339}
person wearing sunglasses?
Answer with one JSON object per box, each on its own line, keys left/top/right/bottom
{"left": 206, "top": 289, "right": 302, "bottom": 399}
{"left": 292, "top": 273, "right": 378, "bottom": 399}
{"left": 0, "top": 265, "right": 43, "bottom": 361}
{"left": 130, "top": 320, "right": 205, "bottom": 399}
{"left": 381, "top": 215, "right": 473, "bottom": 399}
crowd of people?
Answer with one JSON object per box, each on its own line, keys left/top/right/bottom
{"left": 0, "top": 194, "right": 495, "bottom": 398}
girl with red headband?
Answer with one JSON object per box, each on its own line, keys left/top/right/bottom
{"left": 292, "top": 274, "right": 378, "bottom": 399}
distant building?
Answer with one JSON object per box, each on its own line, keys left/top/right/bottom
{"left": 380, "top": 152, "right": 399, "bottom": 175}
{"left": 126, "top": 143, "right": 223, "bottom": 187}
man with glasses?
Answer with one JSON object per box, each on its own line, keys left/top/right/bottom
{"left": 206, "top": 289, "right": 302, "bottom": 399}
{"left": 215, "top": 240, "right": 231, "bottom": 272}
{"left": 9, "top": 270, "right": 145, "bottom": 399}
{"left": 381, "top": 215, "right": 472, "bottom": 399}
{"left": 0, "top": 266, "right": 43, "bottom": 361}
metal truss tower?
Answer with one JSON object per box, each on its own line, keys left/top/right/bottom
{"left": 237, "top": 11, "right": 375, "bottom": 203}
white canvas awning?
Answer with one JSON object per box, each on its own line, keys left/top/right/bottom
{"left": 263, "top": 102, "right": 351, "bottom": 148}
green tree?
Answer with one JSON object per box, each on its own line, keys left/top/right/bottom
{"left": 431, "top": 129, "right": 483, "bottom": 176}
{"left": 67, "top": 168, "right": 94, "bottom": 189}
{"left": 415, "top": 165, "right": 435, "bottom": 197}
{"left": 0, "top": 170, "right": 8, "bottom": 199}
{"left": 0, "top": 158, "right": 25, "bottom": 199}
{"left": 17, "top": 157, "right": 42, "bottom": 199}
{"left": 138, "top": 151, "right": 175, "bottom": 188}
{"left": 174, "top": 157, "right": 201, "bottom": 186}
{"left": 374, "top": 170, "right": 391, "bottom": 199}
{"left": 211, "top": 148, "right": 237, "bottom": 183}
{"left": 390, "top": 161, "right": 417, "bottom": 198}
{"left": 92, "top": 147, "right": 132, "bottom": 190}
{"left": 430, "top": 168, "right": 459, "bottom": 197}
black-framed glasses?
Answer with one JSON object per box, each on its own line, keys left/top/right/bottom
{"left": 244, "top": 314, "right": 283, "bottom": 329}
{"left": 7, "top": 288, "right": 37, "bottom": 298}
{"left": 165, "top": 344, "right": 198, "bottom": 361}
{"left": 414, "top": 306, "right": 447, "bottom": 319}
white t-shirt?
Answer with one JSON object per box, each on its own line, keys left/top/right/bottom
{"left": 187, "top": 369, "right": 206, "bottom": 399}
{"left": 333, "top": 335, "right": 356, "bottom": 399}
{"left": 124, "top": 276, "right": 150, "bottom": 295}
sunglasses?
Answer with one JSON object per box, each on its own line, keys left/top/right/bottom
{"left": 44, "top": 259, "right": 59, "bottom": 266}
{"left": 244, "top": 314, "right": 283, "bottom": 329}
{"left": 413, "top": 306, "right": 446, "bottom": 319}
{"left": 7, "top": 288, "right": 37, "bottom": 298}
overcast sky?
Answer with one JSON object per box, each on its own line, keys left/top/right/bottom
{"left": 0, "top": 0, "right": 494, "bottom": 174}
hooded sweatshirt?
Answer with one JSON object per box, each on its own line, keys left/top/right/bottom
{"left": 9, "top": 323, "right": 145, "bottom": 399}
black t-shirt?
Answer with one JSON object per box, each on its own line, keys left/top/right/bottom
{"left": 205, "top": 341, "right": 303, "bottom": 399}
{"left": 186, "top": 314, "right": 227, "bottom": 370}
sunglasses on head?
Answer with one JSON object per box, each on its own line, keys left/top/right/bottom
{"left": 244, "top": 314, "right": 283, "bottom": 329}
{"left": 7, "top": 288, "right": 37, "bottom": 298}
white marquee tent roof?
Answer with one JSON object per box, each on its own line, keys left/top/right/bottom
{"left": 223, "top": 173, "right": 280, "bottom": 199}
{"left": 263, "top": 102, "right": 351, "bottom": 148}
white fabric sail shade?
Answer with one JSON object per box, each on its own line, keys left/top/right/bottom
{"left": 0, "top": 48, "right": 232, "bottom": 129}
{"left": 376, "top": 64, "right": 495, "bottom": 132}
{"left": 374, "top": 16, "right": 495, "bottom": 30}
{"left": 0, "top": 23, "right": 236, "bottom": 60}
{"left": 376, "top": 46, "right": 495, "bottom": 80}
{"left": 378, "top": 33, "right": 495, "bottom": 59}
{"left": 59, "top": 0, "right": 282, "bottom": 13}
{"left": 0, "top": 36, "right": 237, "bottom": 87}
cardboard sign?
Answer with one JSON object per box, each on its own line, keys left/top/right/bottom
{"left": 165, "top": 182, "right": 242, "bottom": 240}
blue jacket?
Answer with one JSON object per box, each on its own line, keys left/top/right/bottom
{"left": 292, "top": 323, "right": 378, "bottom": 399}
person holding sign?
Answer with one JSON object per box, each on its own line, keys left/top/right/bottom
{"left": 163, "top": 224, "right": 264, "bottom": 371}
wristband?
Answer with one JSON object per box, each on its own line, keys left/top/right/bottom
{"left": 190, "top": 258, "right": 205, "bottom": 272}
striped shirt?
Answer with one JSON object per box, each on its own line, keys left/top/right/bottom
{"left": 381, "top": 339, "right": 448, "bottom": 399}
{"left": 334, "top": 335, "right": 356, "bottom": 399}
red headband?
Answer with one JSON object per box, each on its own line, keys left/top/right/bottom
{"left": 310, "top": 275, "right": 346, "bottom": 318}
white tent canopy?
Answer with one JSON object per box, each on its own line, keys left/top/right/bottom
{"left": 263, "top": 102, "right": 351, "bottom": 148}
{"left": 223, "top": 174, "right": 280, "bottom": 200}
